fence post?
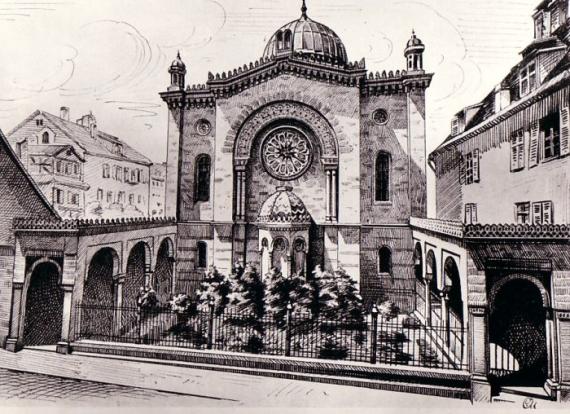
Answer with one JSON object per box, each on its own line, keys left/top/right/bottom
{"left": 207, "top": 298, "right": 215, "bottom": 350}
{"left": 137, "top": 307, "right": 142, "bottom": 344}
{"left": 285, "top": 302, "right": 293, "bottom": 357}
{"left": 370, "top": 305, "right": 379, "bottom": 365}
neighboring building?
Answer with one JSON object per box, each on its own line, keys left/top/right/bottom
{"left": 150, "top": 162, "right": 167, "bottom": 217}
{"left": 411, "top": 0, "right": 570, "bottom": 402}
{"left": 0, "top": 127, "right": 58, "bottom": 347}
{"left": 7, "top": 108, "right": 153, "bottom": 219}
{"left": 160, "top": 3, "right": 433, "bottom": 299}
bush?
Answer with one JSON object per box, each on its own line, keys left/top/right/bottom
{"left": 377, "top": 300, "right": 400, "bottom": 321}
{"left": 319, "top": 334, "right": 348, "bottom": 360}
{"left": 136, "top": 286, "right": 159, "bottom": 310}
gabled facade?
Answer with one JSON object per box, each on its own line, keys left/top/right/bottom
{"left": 161, "top": 3, "right": 433, "bottom": 303}
{"left": 7, "top": 108, "right": 154, "bottom": 219}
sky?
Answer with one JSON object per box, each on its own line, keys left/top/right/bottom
{"left": 0, "top": 0, "right": 539, "bottom": 166}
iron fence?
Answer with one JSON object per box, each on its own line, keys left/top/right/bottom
{"left": 74, "top": 303, "right": 467, "bottom": 370}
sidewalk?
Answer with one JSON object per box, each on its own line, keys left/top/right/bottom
{"left": 0, "top": 347, "right": 473, "bottom": 407}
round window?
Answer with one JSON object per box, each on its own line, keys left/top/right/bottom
{"left": 195, "top": 119, "right": 212, "bottom": 136}
{"left": 372, "top": 109, "right": 389, "bottom": 125}
{"left": 261, "top": 127, "right": 312, "bottom": 181}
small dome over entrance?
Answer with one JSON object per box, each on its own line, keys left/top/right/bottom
{"left": 258, "top": 186, "right": 311, "bottom": 225}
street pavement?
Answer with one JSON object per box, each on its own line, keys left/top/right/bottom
{"left": 0, "top": 347, "right": 558, "bottom": 410}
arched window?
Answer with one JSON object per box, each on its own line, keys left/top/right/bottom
{"left": 375, "top": 152, "right": 391, "bottom": 202}
{"left": 196, "top": 241, "right": 208, "bottom": 269}
{"left": 276, "top": 31, "right": 284, "bottom": 49}
{"left": 42, "top": 131, "right": 50, "bottom": 144}
{"left": 378, "top": 246, "right": 392, "bottom": 274}
{"left": 284, "top": 30, "right": 292, "bottom": 49}
{"left": 195, "top": 154, "right": 211, "bottom": 202}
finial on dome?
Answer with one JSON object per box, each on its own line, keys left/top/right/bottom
{"left": 177, "top": 50, "right": 181, "bottom": 59}
{"left": 301, "top": 0, "right": 308, "bottom": 18}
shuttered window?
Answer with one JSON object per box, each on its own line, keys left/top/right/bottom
{"left": 510, "top": 130, "right": 526, "bottom": 171}
{"left": 464, "top": 203, "right": 478, "bottom": 224}
{"left": 515, "top": 202, "right": 531, "bottom": 224}
{"left": 463, "top": 150, "right": 480, "bottom": 185}
{"left": 529, "top": 121, "right": 540, "bottom": 167}
{"left": 541, "top": 112, "right": 560, "bottom": 160}
{"left": 532, "top": 201, "right": 553, "bottom": 224}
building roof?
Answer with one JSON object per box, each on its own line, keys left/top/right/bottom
{"left": 11, "top": 110, "right": 152, "bottom": 166}
{"left": 258, "top": 186, "right": 311, "bottom": 225}
{"left": 28, "top": 144, "right": 84, "bottom": 160}
{"left": 0, "top": 127, "right": 59, "bottom": 220}
{"left": 262, "top": 2, "right": 348, "bottom": 65}
{"left": 432, "top": 52, "right": 570, "bottom": 155}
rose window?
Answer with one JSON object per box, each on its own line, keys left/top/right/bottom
{"left": 262, "top": 128, "right": 312, "bottom": 180}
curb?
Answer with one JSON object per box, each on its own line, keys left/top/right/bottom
{"left": 72, "top": 341, "right": 472, "bottom": 400}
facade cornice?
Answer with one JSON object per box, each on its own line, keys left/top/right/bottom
{"left": 160, "top": 53, "right": 431, "bottom": 107}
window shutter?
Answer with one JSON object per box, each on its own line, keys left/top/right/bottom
{"left": 472, "top": 149, "right": 480, "bottom": 182}
{"left": 464, "top": 204, "right": 471, "bottom": 224}
{"left": 471, "top": 204, "right": 478, "bottom": 224}
{"left": 532, "top": 202, "right": 543, "bottom": 224}
{"left": 518, "top": 131, "right": 530, "bottom": 168}
{"left": 510, "top": 136, "right": 518, "bottom": 171}
{"left": 560, "top": 107, "right": 570, "bottom": 156}
{"left": 542, "top": 201, "right": 553, "bottom": 224}
{"left": 529, "top": 121, "right": 540, "bottom": 167}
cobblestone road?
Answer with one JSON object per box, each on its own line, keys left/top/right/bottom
{"left": 0, "top": 368, "right": 235, "bottom": 406}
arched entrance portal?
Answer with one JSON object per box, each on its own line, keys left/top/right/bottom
{"left": 154, "top": 238, "right": 174, "bottom": 304}
{"left": 82, "top": 248, "right": 118, "bottom": 339}
{"left": 23, "top": 261, "right": 64, "bottom": 346}
{"left": 489, "top": 277, "right": 548, "bottom": 387}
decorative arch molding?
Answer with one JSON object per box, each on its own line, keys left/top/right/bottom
{"left": 25, "top": 257, "right": 62, "bottom": 285}
{"left": 229, "top": 100, "right": 342, "bottom": 162}
{"left": 126, "top": 240, "right": 153, "bottom": 274}
{"left": 85, "top": 247, "right": 121, "bottom": 283}
{"left": 425, "top": 249, "right": 437, "bottom": 282}
{"left": 441, "top": 253, "right": 461, "bottom": 289}
{"left": 489, "top": 273, "right": 551, "bottom": 313}
{"left": 155, "top": 236, "right": 176, "bottom": 260}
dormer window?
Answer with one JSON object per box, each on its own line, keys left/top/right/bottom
{"left": 519, "top": 61, "right": 536, "bottom": 96}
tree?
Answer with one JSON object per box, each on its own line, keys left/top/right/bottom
{"left": 195, "top": 266, "right": 231, "bottom": 316}
{"left": 264, "top": 268, "right": 315, "bottom": 326}
{"left": 228, "top": 264, "right": 265, "bottom": 318}
{"left": 313, "top": 267, "right": 364, "bottom": 321}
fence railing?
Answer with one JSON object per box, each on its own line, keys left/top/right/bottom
{"left": 73, "top": 303, "right": 467, "bottom": 371}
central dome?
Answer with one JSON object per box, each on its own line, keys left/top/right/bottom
{"left": 262, "top": 2, "right": 348, "bottom": 64}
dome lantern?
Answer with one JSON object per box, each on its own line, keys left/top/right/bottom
{"left": 404, "top": 30, "right": 425, "bottom": 72}
{"left": 168, "top": 51, "right": 187, "bottom": 91}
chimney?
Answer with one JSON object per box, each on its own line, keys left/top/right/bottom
{"left": 76, "top": 112, "right": 97, "bottom": 139}
{"left": 60, "top": 106, "right": 70, "bottom": 121}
